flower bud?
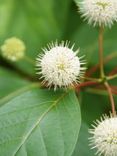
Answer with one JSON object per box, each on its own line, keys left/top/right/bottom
{"left": 1, "top": 37, "right": 26, "bottom": 61}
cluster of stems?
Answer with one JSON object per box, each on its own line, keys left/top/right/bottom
{"left": 98, "top": 26, "right": 116, "bottom": 116}
{"left": 77, "top": 25, "right": 116, "bottom": 117}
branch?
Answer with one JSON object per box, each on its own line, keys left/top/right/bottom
{"left": 75, "top": 81, "right": 99, "bottom": 92}
{"left": 98, "top": 26, "right": 105, "bottom": 77}
{"left": 104, "top": 82, "right": 116, "bottom": 116}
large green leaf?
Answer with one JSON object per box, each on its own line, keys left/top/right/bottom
{"left": 0, "top": 68, "right": 29, "bottom": 98}
{"left": 0, "top": 86, "right": 81, "bottom": 156}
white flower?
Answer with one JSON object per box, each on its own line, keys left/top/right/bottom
{"left": 78, "top": 0, "right": 117, "bottom": 27}
{"left": 1, "top": 37, "right": 26, "bottom": 61}
{"left": 36, "top": 41, "right": 86, "bottom": 90}
{"left": 89, "top": 115, "right": 117, "bottom": 156}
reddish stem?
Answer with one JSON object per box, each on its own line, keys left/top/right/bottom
{"left": 104, "top": 82, "right": 116, "bottom": 116}
{"left": 75, "top": 81, "right": 99, "bottom": 91}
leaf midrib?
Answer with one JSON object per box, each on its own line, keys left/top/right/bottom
{"left": 13, "top": 92, "right": 67, "bottom": 156}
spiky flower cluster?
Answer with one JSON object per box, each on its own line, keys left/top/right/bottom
{"left": 36, "top": 41, "right": 86, "bottom": 90}
{"left": 1, "top": 37, "right": 26, "bottom": 61}
{"left": 89, "top": 115, "right": 117, "bottom": 156}
{"left": 78, "top": 0, "right": 117, "bottom": 27}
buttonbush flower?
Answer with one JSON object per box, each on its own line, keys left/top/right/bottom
{"left": 1, "top": 37, "right": 26, "bottom": 61}
{"left": 89, "top": 114, "right": 117, "bottom": 156}
{"left": 78, "top": 0, "right": 117, "bottom": 27}
{"left": 36, "top": 41, "right": 86, "bottom": 90}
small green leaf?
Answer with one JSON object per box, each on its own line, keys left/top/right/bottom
{"left": 72, "top": 122, "right": 96, "bottom": 156}
{"left": 0, "top": 87, "right": 81, "bottom": 156}
{"left": 80, "top": 91, "right": 110, "bottom": 125}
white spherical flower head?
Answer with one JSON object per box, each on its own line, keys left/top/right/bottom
{"left": 36, "top": 42, "right": 86, "bottom": 89}
{"left": 89, "top": 115, "right": 117, "bottom": 156}
{"left": 1, "top": 37, "right": 26, "bottom": 61}
{"left": 78, "top": 0, "right": 117, "bottom": 27}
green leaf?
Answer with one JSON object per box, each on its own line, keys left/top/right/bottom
{"left": 72, "top": 122, "right": 95, "bottom": 156}
{"left": 0, "top": 87, "right": 81, "bottom": 156}
{"left": 0, "top": 68, "right": 29, "bottom": 98}
{"left": 80, "top": 91, "right": 110, "bottom": 125}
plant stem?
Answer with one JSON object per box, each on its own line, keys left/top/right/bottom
{"left": 99, "top": 26, "right": 105, "bottom": 78}
{"left": 86, "top": 87, "right": 117, "bottom": 96}
{"left": 107, "top": 74, "right": 117, "bottom": 80}
{"left": 104, "top": 82, "right": 116, "bottom": 117}
{"left": 84, "top": 77, "right": 102, "bottom": 82}
{"left": 24, "top": 56, "right": 35, "bottom": 66}
{"left": 85, "top": 88, "right": 108, "bottom": 96}
{"left": 75, "top": 81, "right": 99, "bottom": 90}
